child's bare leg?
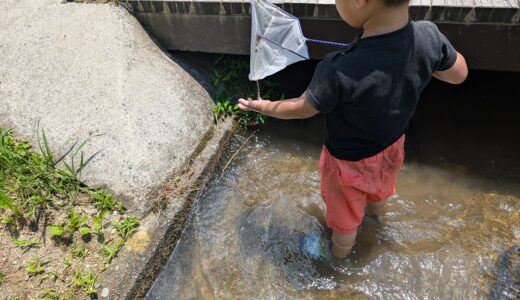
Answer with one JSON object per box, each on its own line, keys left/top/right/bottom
{"left": 331, "top": 230, "right": 356, "bottom": 259}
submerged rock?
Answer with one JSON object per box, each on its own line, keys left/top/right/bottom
{"left": 489, "top": 245, "right": 520, "bottom": 300}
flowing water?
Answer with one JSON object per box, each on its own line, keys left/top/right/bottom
{"left": 146, "top": 72, "right": 520, "bottom": 299}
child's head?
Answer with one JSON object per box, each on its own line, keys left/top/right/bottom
{"left": 335, "top": 0, "right": 409, "bottom": 28}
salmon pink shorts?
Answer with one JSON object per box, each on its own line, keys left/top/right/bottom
{"left": 320, "top": 135, "right": 405, "bottom": 234}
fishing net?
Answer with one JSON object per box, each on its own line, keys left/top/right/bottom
{"left": 248, "top": 0, "right": 310, "bottom": 81}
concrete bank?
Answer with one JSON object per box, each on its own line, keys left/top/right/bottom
{"left": 99, "top": 118, "right": 235, "bottom": 299}
{"left": 0, "top": 0, "right": 215, "bottom": 217}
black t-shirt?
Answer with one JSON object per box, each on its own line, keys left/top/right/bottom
{"left": 305, "top": 21, "right": 457, "bottom": 161}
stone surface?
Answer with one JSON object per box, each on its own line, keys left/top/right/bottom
{"left": 101, "top": 288, "right": 110, "bottom": 298}
{"left": 99, "top": 118, "right": 234, "bottom": 300}
{"left": 0, "top": 0, "right": 214, "bottom": 216}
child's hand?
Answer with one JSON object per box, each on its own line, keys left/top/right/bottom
{"left": 238, "top": 94, "right": 318, "bottom": 119}
{"left": 238, "top": 97, "right": 264, "bottom": 112}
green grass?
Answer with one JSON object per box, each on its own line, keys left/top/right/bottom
{"left": 10, "top": 236, "right": 41, "bottom": 248}
{"left": 114, "top": 215, "right": 140, "bottom": 240}
{"left": 73, "top": 270, "right": 97, "bottom": 296}
{"left": 102, "top": 240, "right": 124, "bottom": 265}
{"left": 0, "top": 271, "right": 5, "bottom": 286}
{"left": 37, "top": 289, "right": 60, "bottom": 300}
{"left": 0, "top": 128, "right": 128, "bottom": 231}
{"left": 48, "top": 209, "right": 89, "bottom": 238}
{"left": 1, "top": 128, "right": 80, "bottom": 226}
{"left": 71, "top": 244, "right": 88, "bottom": 258}
{"left": 26, "top": 257, "right": 46, "bottom": 277}
{"left": 89, "top": 190, "right": 124, "bottom": 213}
{"left": 0, "top": 128, "right": 140, "bottom": 298}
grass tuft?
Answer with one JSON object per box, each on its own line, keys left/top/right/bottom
{"left": 26, "top": 257, "right": 46, "bottom": 277}
{"left": 10, "top": 236, "right": 41, "bottom": 249}
{"left": 0, "top": 128, "right": 139, "bottom": 298}
{"left": 73, "top": 270, "right": 97, "bottom": 296}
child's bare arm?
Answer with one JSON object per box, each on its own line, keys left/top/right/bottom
{"left": 237, "top": 93, "right": 319, "bottom": 119}
{"left": 433, "top": 51, "right": 468, "bottom": 84}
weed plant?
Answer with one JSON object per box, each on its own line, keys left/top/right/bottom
{"left": 71, "top": 244, "right": 88, "bottom": 258}
{"left": 73, "top": 270, "right": 97, "bottom": 296}
{"left": 114, "top": 215, "right": 140, "bottom": 240}
{"left": 37, "top": 289, "right": 60, "bottom": 300}
{"left": 212, "top": 56, "right": 284, "bottom": 128}
{"left": 26, "top": 257, "right": 46, "bottom": 277}
{"left": 10, "top": 236, "right": 41, "bottom": 248}
{"left": 48, "top": 209, "right": 89, "bottom": 238}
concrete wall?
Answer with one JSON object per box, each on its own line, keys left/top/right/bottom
{"left": 125, "top": 0, "right": 520, "bottom": 71}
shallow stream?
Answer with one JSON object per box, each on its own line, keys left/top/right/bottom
{"left": 146, "top": 72, "right": 520, "bottom": 299}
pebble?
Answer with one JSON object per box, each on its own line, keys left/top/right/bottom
{"left": 101, "top": 288, "right": 109, "bottom": 298}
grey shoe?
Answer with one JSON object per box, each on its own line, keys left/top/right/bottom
{"left": 363, "top": 214, "right": 382, "bottom": 225}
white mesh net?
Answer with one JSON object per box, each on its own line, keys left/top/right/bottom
{"left": 248, "top": 0, "right": 310, "bottom": 81}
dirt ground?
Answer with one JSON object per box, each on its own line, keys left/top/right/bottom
{"left": 1, "top": 194, "right": 131, "bottom": 299}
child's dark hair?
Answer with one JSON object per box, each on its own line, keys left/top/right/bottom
{"left": 383, "top": 0, "right": 409, "bottom": 7}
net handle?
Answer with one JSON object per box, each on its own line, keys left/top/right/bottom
{"left": 305, "top": 38, "right": 349, "bottom": 47}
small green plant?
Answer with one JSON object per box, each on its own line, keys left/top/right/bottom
{"left": 0, "top": 190, "right": 23, "bottom": 222}
{"left": 92, "top": 210, "right": 107, "bottom": 234}
{"left": 212, "top": 96, "right": 237, "bottom": 123}
{"left": 213, "top": 91, "right": 266, "bottom": 128}
{"left": 1, "top": 215, "right": 16, "bottom": 226}
{"left": 62, "top": 138, "right": 91, "bottom": 181}
{"left": 71, "top": 244, "right": 88, "bottom": 258}
{"left": 102, "top": 240, "right": 124, "bottom": 265}
{"left": 10, "top": 236, "right": 41, "bottom": 248}
{"left": 0, "top": 271, "right": 5, "bottom": 286}
{"left": 37, "top": 289, "right": 60, "bottom": 300}
{"left": 114, "top": 216, "right": 140, "bottom": 240}
{"left": 0, "top": 190, "right": 13, "bottom": 210}
{"left": 73, "top": 270, "right": 97, "bottom": 296}
{"left": 37, "top": 127, "right": 54, "bottom": 166}
{"left": 48, "top": 209, "right": 88, "bottom": 237}
{"left": 48, "top": 270, "right": 59, "bottom": 282}
{"left": 26, "top": 257, "right": 45, "bottom": 277}
{"left": 89, "top": 190, "right": 123, "bottom": 212}
{"left": 63, "top": 255, "right": 73, "bottom": 268}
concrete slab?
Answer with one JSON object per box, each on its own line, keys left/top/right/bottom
{"left": 98, "top": 118, "right": 234, "bottom": 300}
{"left": 126, "top": 0, "right": 520, "bottom": 71}
{"left": 0, "top": 0, "right": 215, "bottom": 217}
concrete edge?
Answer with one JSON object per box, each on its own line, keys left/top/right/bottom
{"left": 98, "top": 118, "right": 235, "bottom": 300}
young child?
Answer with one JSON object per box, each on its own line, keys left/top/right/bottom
{"left": 238, "top": 0, "right": 468, "bottom": 262}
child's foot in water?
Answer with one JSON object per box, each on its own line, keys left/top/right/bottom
{"left": 299, "top": 234, "right": 352, "bottom": 266}
{"left": 363, "top": 214, "right": 382, "bottom": 225}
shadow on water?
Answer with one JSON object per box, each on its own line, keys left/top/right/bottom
{"left": 408, "top": 70, "right": 520, "bottom": 187}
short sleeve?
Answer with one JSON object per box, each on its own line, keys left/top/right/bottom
{"left": 304, "top": 58, "right": 341, "bottom": 113}
{"left": 434, "top": 26, "right": 457, "bottom": 71}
